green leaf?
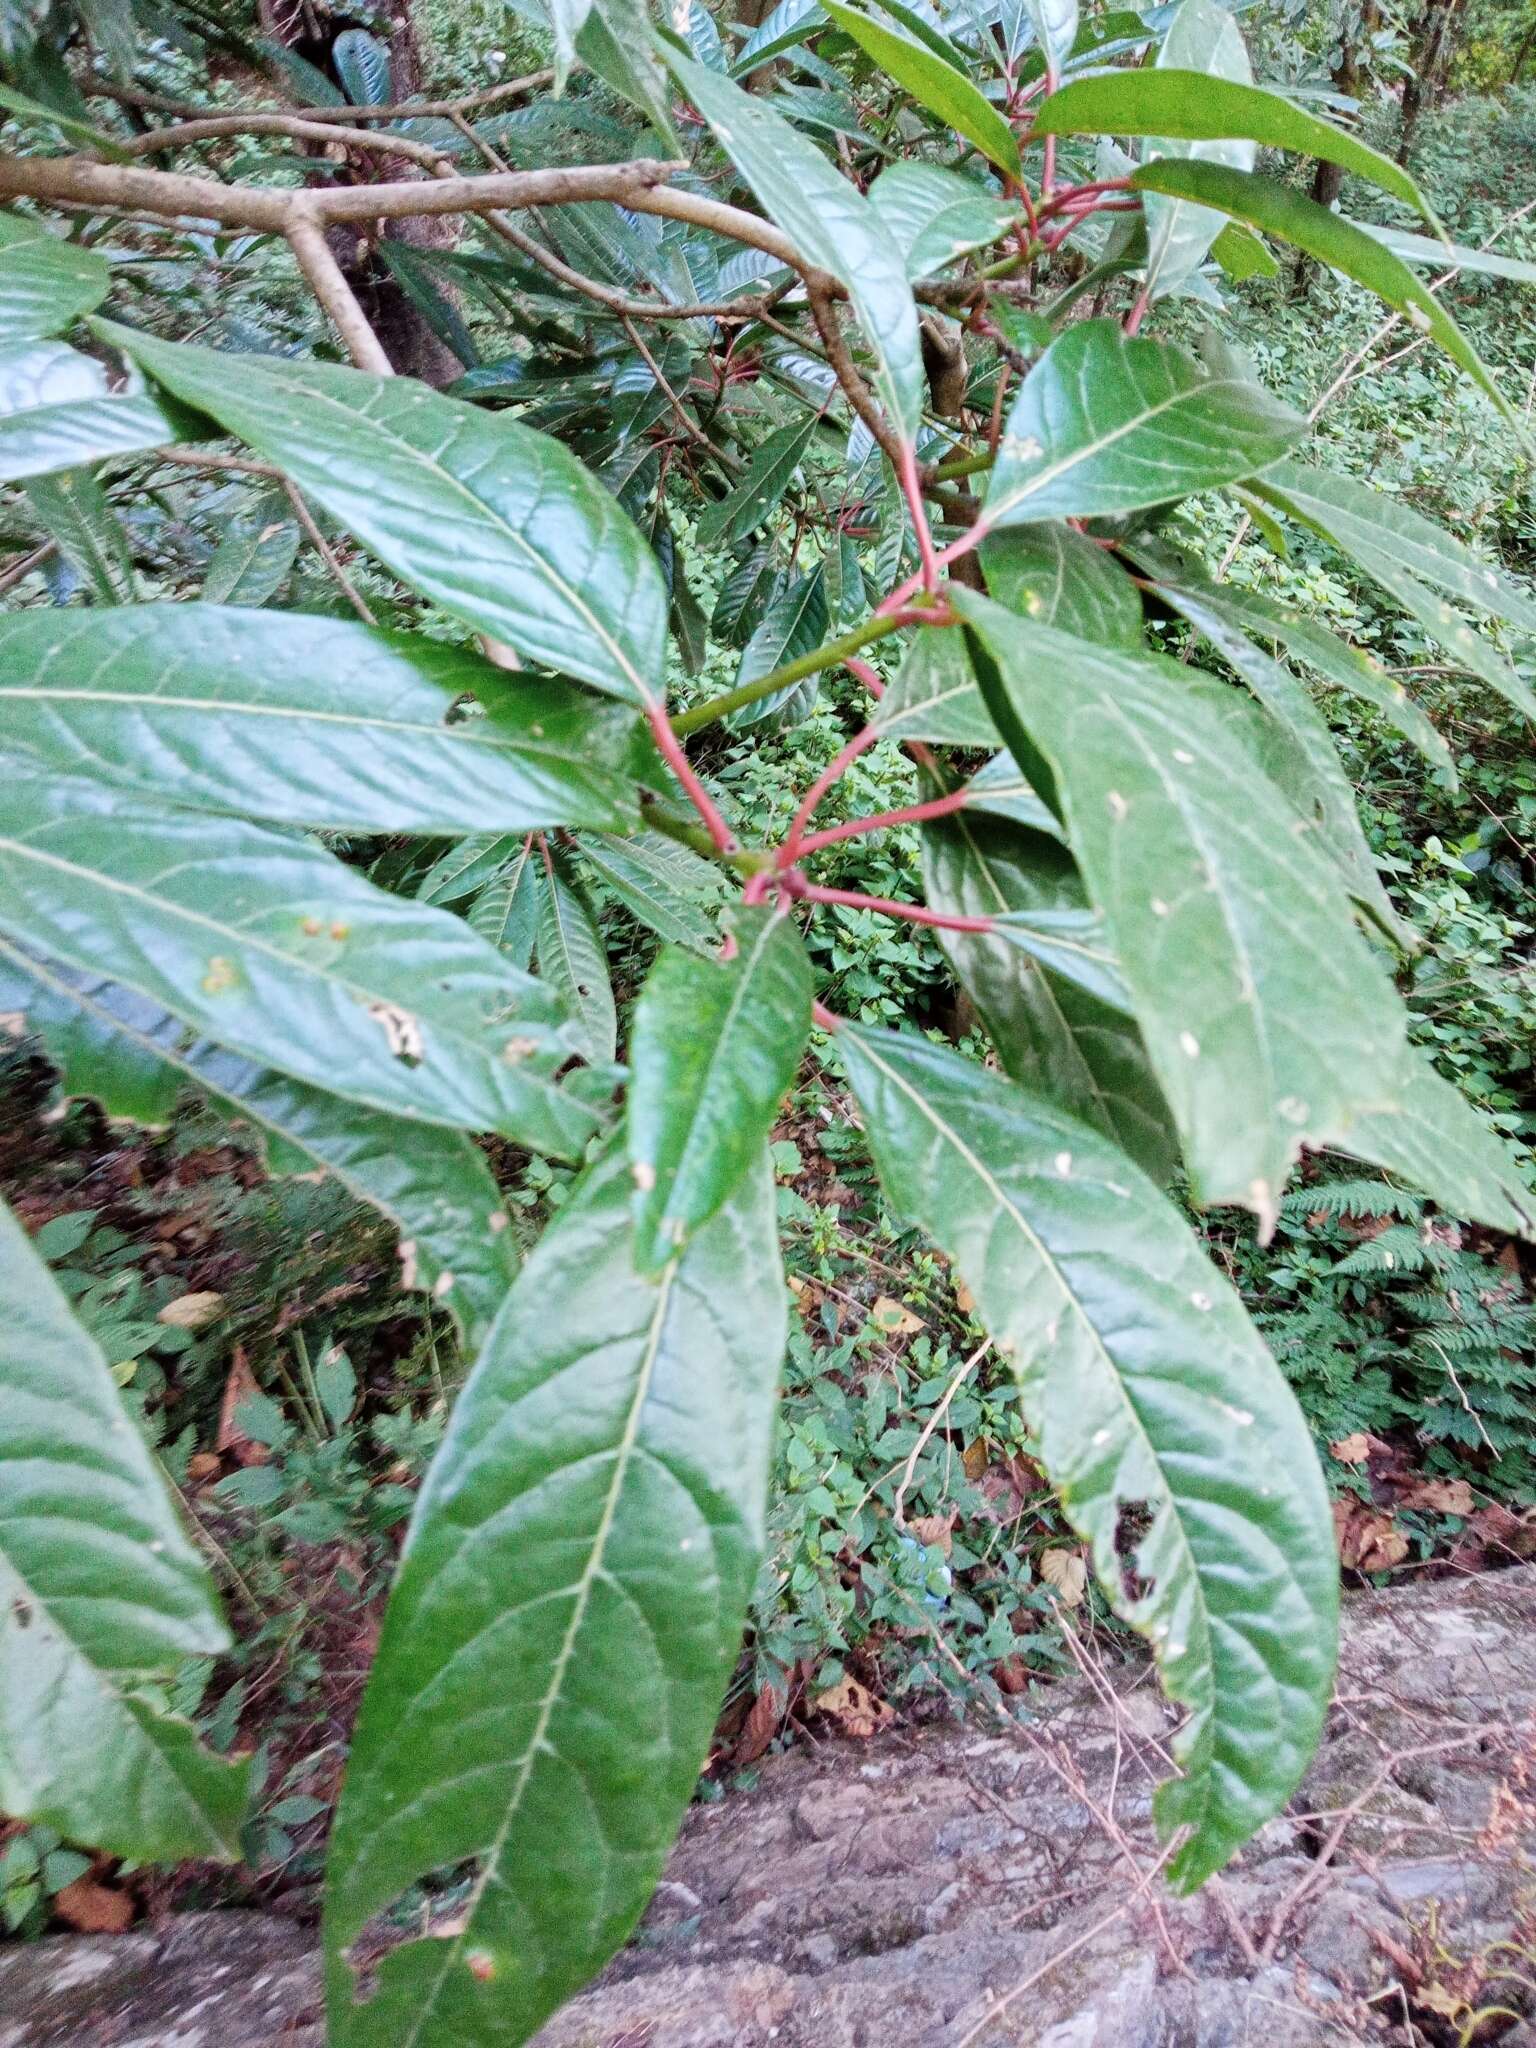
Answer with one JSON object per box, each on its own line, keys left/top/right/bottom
{"left": 1337, "top": 1047, "right": 1536, "bottom": 1242}
{"left": 0, "top": 773, "right": 600, "bottom": 1158}
{"left": 1210, "top": 222, "right": 1277, "bottom": 283}
{"left": 0, "top": 605, "right": 642, "bottom": 835}
{"left": 22, "top": 465, "right": 136, "bottom": 602}
{"left": 1350, "top": 217, "right": 1536, "bottom": 285}
{"left": 535, "top": 853, "right": 616, "bottom": 1068}
{"left": 628, "top": 902, "right": 811, "bottom": 1271}
{"left": 0, "top": 1193, "right": 251, "bottom": 1862}
{"left": 982, "top": 319, "right": 1304, "bottom": 529}
{"left": 0, "top": 341, "right": 191, "bottom": 485}
{"left": 867, "top": 162, "right": 1020, "bottom": 279}
{"left": 873, "top": 622, "right": 999, "bottom": 747}
{"left": 696, "top": 414, "right": 820, "bottom": 550}
{"left": 0, "top": 944, "right": 518, "bottom": 1348}
{"left": 202, "top": 488, "right": 300, "bottom": 605}
{"left": 1035, "top": 68, "right": 1435, "bottom": 221}
{"left": 1127, "top": 163, "right": 1511, "bottom": 423}
{"left": 418, "top": 834, "right": 525, "bottom": 909}
{"left": 332, "top": 26, "right": 392, "bottom": 104}
{"left": 731, "top": 0, "right": 824, "bottom": 75}
{"left": 1140, "top": 0, "right": 1255, "bottom": 304}
{"left": 1022, "top": 0, "right": 1077, "bottom": 76}
{"left": 467, "top": 840, "right": 543, "bottom": 973}
{"left": 99, "top": 325, "right": 669, "bottom": 705}
{"left": 821, "top": 0, "right": 1020, "bottom": 175}
{"left": 726, "top": 566, "right": 828, "bottom": 730}
{"left": 0, "top": 216, "right": 108, "bottom": 340}
{"left": 324, "top": 1141, "right": 785, "bottom": 2048}
{"left": 923, "top": 806, "right": 1175, "bottom": 1180}
{"left": 960, "top": 748, "right": 1063, "bottom": 837}
{"left": 576, "top": 0, "right": 681, "bottom": 151}
{"left": 955, "top": 589, "right": 1411, "bottom": 1229}
{"left": 836, "top": 1022, "right": 1337, "bottom": 1888}
{"left": 1249, "top": 466, "right": 1536, "bottom": 720}
{"left": 981, "top": 521, "right": 1145, "bottom": 650}
{"left": 711, "top": 544, "right": 781, "bottom": 646}
{"left": 576, "top": 829, "right": 726, "bottom": 953}
{"left": 663, "top": 49, "right": 925, "bottom": 441}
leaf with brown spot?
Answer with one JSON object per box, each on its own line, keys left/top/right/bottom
{"left": 812, "top": 1674, "right": 893, "bottom": 1740}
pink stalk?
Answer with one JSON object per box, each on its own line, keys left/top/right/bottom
{"left": 879, "top": 523, "right": 988, "bottom": 619}
{"left": 896, "top": 438, "right": 941, "bottom": 593}
{"left": 780, "top": 721, "right": 881, "bottom": 865}
{"left": 811, "top": 997, "right": 843, "bottom": 1033}
{"left": 645, "top": 699, "right": 737, "bottom": 855}
{"left": 845, "top": 654, "right": 884, "bottom": 699}
{"left": 794, "top": 786, "right": 973, "bottom": 858}
{"left": 788, "top": 878, "right": 994, "bottom": 934}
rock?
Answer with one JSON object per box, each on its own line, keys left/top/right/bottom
{"left": 5, "top": 1566, "right": 1536, "bottom": 2047}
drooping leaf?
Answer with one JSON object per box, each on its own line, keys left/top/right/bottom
{"left": 628, "top": 902, "right": 811, "bottom": 1271}
{"left": 22, "top": 465, "right": 136, "bottom": 602}
{"left": 731, "top": 0, "right": 825, "bottom": 74}
{"left": 836, "top": 1021, "right": 1337, "bottom": 1888}
{"left": 324, "top": 1142, "right": 785, "bottom": 2048}
{"left": 0, "top": 772, "right": 600, "bottom": 1157}
{"left": 696, "top": 414, "right": 820, "bottom": 550}
{"left": 1034, "top": 67, "right": 1435, "bottom": 220}
{"left": 202, "top": 488, "right": 301, "bottom": 606}
{"left": 0, "top": 340, "right": 192, "bottom": 484}
{"left": 0, "top": 214, "right": 108, "bottom": 339}
{"left": 923, "top": 805, "right": 1175, "bottom": 1180}
{"left": 873, "top": 621, "right": 1000, "bottom": 746}
{"left": 576, "top": 829, "right": 727, "bottom": 952}
{"left": 821, "top": 0, "right": 1020, "bottom": 175}
{"left": 955, "top": 589, "right": 1411, "bottom": 1229}
{"left": 0, "top": 1193, "right": 250, "bottom": 1862}
{"left": 711, "top": 544, "right": 781, "bottom": 646}
{"left": 726, "top": 566, "right": 828, "bottom": 730}
{"left": 981, "top": 520, "right": 1144, "bottom": 649}
{"left": 1351, "top": 218, "right": 1536, "bottom": 285}
{"left": 535, "top": 852, "right": 616, "bottom": 1068}
{"left": 0, "top": 605, "right": 642, "bottom": 834}
{"left": 867, "top": 161, "right": 1019, "bottom": 279}
{"left": 575, "top": 0, "right": 682, "bottom": 151}
{"left": 99, "top": 325, "right": 669, "bottom": 705}
{"left": 1127, "top": 163, "right": 1512, "bottom": 422}
{"left": 0, "top": 944, "right": 517, "bottom": 1347}
{"left": 1139, "top": 0, "right": 1255, "bottom": 304}
{"left": 982, "top": 318, "right": 1305, "bottom": 529}
{"left": 663, "top": 50, "right": 925, "bottom": 441}
{"left": 332, "top": 26, "right": 392, "bottom": 104}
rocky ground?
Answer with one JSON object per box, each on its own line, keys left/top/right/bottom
{"left": 6, "top": 1564, "right": 1536, "bottom": 2047}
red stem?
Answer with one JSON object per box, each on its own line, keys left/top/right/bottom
{"left": 845, "top": 654, "right": 885, "bottom": 699}
{"left": 794, "top": 786, "right": 974, "bottom": 858}
{"left": 788, "top": 878, "right": 994, "bottom": 933}
{"left": 811, "top": 997, "right": 843, "bottom": 1033}
{"left": 896, "top": 438, "right": 941, "bottom": 594}
{"left": 781, "top": 721, "right": 881, "bottom": 865}
{"left": 645, "top": 699, "right": 737, "bottom": 855}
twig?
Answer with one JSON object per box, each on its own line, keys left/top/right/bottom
{"left": 0, "top": 540, "right": 57, "bottom": 596}
{"left": 285, "top": 211, "right": 394, "bottom": 374}
{"left": 890, "top": 1339, "right": 989, "bottom": 1531}
{"left": 283, "top": 480, "right": 377, "bottom": 624}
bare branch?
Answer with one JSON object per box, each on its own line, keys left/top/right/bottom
{"left": 285, "top": 213, "right": 394, "bottom": 374}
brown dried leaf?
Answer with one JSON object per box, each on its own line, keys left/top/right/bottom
{"left": 215, "top": 1346, "right": 266, "bottom": 1465}
{"left": 157, "top": 1290, "right": 225, "bottom": 1330}
{"left": 813, "top": 1674, "right": 893, "bottom": 1739}
{"left": 1039, "top": 1547, "right": 1087, "bottom": 1605}
{"left": 1333, "top": 1499, "right": 1410, "bottom": 1573}
{"left": 870, "top": 1296, "right": 924, "bottom": 1336}
{"left": 54, "top": 1879, "right": 134, "bottom": 1934}
{"left": 908, "top": 1513, "right": 954, "bottom": 1557}
{"left": 1400, "top": 1477, "right": 1475, "bottom": 1515}
{"left": 734, "top": 1684, "right": 783, "bottom": 1766}
{"left": 1329, "top": 1432, "right": 1375, "bottom": 1465}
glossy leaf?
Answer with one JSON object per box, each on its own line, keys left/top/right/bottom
{"left": 0, "top": 605, "right": 641, "bottom": 835}
{"left": 0, "top": 215, "right": 108, "bottom": 339}
{"left": 868, "top": 162, "right": 1018, "bottom": 280}
{"left": 822, "top": 0, "right": 1020, "bottom": 175}
{"left": 22, "top": 465, "right": 135, "bottom": 602}
{"left": 0, "top": 944, "right": 517, "bottom": 1348}
{"left": 536, "top": 853, "right": 616, "bottom": 1068}
{"left": 726, "top": 567, "right": 827, "bottom": 730}
{"left": 711, "top": 544, "right": 781, "bottom": 646}
{"left": 923, "top": 805, "right": 1174, "bottom": 1180}
{"left": 100, "top": 324, "right": 669, "bottom": 705}
{"left": 696, "top": 414, "right": 820, "bottom": 550}
{"left": 1022, "top": 0, "right": 1077, "bottom": 76}
{"left": 1339, "top": 1047, "right": 1536, "bottom": 1242}
{"left": 1127, "top": 163, "right": 1511, "bottom": 422}
{"left": 575, "top": 0, "right": 681, "bottom": 151}
{"left": 837, "top": 1022, "right": 1337, "bottom": 1888}
{"left": 960, "top": 748, "right": 1063, "bottom": 838}
{"left": 981, "top": 521, "right": 1145, "bottom": 650}
{"left": 0, "top": 340, "right": 190, "bottom": 484}
{"left": 0, "top": 1193, "right": 250, "bottom": 1862}
{"left": 873, "top": 622, "right": 1000, "bottom": 746}
{"left": 324, "top": 1142, "right": 785, "bottom": 2048}
{"left": 0, "top": 772, "right": 599, "bottom": 1157}
{"left": 1352, "top": 218, "right": 1536, "bottom": 285}
{"left": 1210, "top": 222, "right": 1277, "bottom": 283}
{"left": 1140, "top": 0, "right": 1255, "bottom": 304}
{"left": 982, "top": 318, "right": 1305, "bottom": 529}
{"left": 576, "top": 829, "right": 726, "bottom": 953}
{"left": 628, "top": 902, "right": 811, "bottom": 1271}
{"left": 1035, "top": 67, "right": 1434, "bottom": 219}
{"left": 956, "top": 589, "right": 1410, "bottom": 1229}
{"left": 332, "top": 26, "right": 392, "bottom": 104}
{"left": 664, "top": 50, "right": 925, "bottom": 440}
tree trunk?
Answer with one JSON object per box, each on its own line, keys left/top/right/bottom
{"left": 1399, "top": 0, "right": 1468, "bottom": 163}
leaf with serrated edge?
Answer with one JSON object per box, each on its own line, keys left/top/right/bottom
{"left": 0, "top": 773, "right": 599, "bottom": 1158}
{"left": 536, "top": 853, "right": 616, "bottom": 1068}
{"left": 0, "top": 1194, "right": 251, "bottom": 1861}
{"left": 628, "top": 902, "right": 811, "bottom": 1271}
{"left": 954, "top": 588, "right": 1410, "bottom": 1228}
{"left": 0, "top": 943, "right": 517, "bottom": 1348}
{"left": 99, "top": 324, "right": 668, "bottom": 705}
{"left": 0, "top": 606, "right": 640, "bottom": 835}
{"left": 324, "top": 1141, "right": 785, "bottom": 2048}
{"left": 837, "top": 1021, "right": 1337, "bottom": 1887}
{"left": 576, "top": 829, "right": 726, "bottom": 954}
{"left": 983, "top": 319, "right": 1304, "bottom": 529}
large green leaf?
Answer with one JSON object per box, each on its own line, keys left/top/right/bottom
{"left": 1128, "top": 163, "right": 1511, "bottom": 422}
{"left": 664, "top": 50, "right": 925, "bottom": 441}
{"left": 726, "top": 566, "right": 828, "bottom": 730}
{"left": 628, "top": 902, "right": 810, "bottom": 1272}
{"left": 873, "top": 622, "right": 1000, "bottom": 746}
{"left": 535, "top": 853, "right": 616, "bottom": 1068}
{"left": 0, "top": 341, "right": 190, "bottom": 484}
{"left": 867, "top": 161, "right": 1019, "bottom": 279}
{"left": 821, "top": 0, "right": 1020, "bottom": 175}
{"left": 0, "top": 215, "right": 108, "bottom": 339}
{"left": 0, "top": 1194, "right": 250, "bottom": 1862}
{"left": 923, "top": 805, "right": 1175, "bottom": 1180}
{"left": 0, "top": 944, "right": 517, "bottom": 1348}
{"left": 836, "top": 1022, "right": 1337, "bottom": 1888}
{"left": 955, "top": 590, "right": 1411, "bottom": 1228}
{"left": 1034, "top": 68, "right": 1433, "bottom": 219}
{"left": 696, "top": 414, "right": 820, "bottom": 550}
{"left": 324, "top": 1141, "right": 785, "bottom": 2048}
{"left": 0, "top": 605, "right": 641, "bottom": 834}
{"left": 1139, "top": 0, "right": 1254, "bottom": 304}
{"left": 576, "top": 0, "right": 682, "bottom": 150}
{"left": 0, "top": 773, "right": 599, "bottom": 1157}
{"left": 981, "top": 521, "right": 1145, "bottom": 650}
{"left": 982, "top": 319, "right": 1304, "bottom": 529}
{"left": 99, "top": 325, "right": 669, "bottom": 705}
